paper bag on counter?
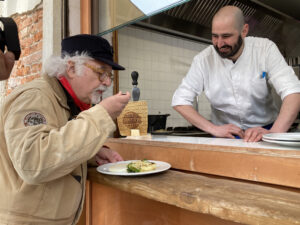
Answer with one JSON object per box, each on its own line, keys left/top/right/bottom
{"left": 117, "top": 100, "right": 148, "bottom": 136}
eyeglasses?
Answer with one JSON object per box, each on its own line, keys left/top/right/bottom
{"left": 84, "top": 63, "right": 113, "bottom": 82}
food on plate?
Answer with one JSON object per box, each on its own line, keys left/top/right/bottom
{"left": 127, "top": 160, "right": 156, "bottom": 173}
{"left": 108, "top": 163, "right": 127, "bottom": 172}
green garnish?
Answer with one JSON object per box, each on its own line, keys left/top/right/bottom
{"left": 127, "top": 162, "right": 141, "bottom": 173}
{"left": 127, "top": 159, "right": 154, "bottom": 173}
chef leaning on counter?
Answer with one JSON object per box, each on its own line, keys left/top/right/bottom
{"left": 0, "top": 34, "right": 130, "bottom": 224}
{"left": 172, "top": 6, "right": 300, "bottom": 142}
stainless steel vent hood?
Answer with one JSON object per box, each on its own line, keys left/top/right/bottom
{"left": 252, "top": 0, "right": 300, "bottom": 21}
{"left": 136, "top": 0, "right": 300, "bottom": 57}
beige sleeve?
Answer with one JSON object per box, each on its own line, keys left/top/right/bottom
{"left": 4, "top": 89, "right": 116, "bottom": 184}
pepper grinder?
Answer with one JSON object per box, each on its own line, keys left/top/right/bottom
{"left": 131, "top": 71, "right": 140, "bottom": 101}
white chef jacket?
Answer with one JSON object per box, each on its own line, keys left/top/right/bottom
{"left": 172, "top": 37, "right": 300, "bottom": 130}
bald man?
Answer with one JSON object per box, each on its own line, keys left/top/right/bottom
{"left": 172, "top": 6, "right": 300, "bottom": 142}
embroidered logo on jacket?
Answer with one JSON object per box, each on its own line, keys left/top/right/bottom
{"left": 23, "top": 112, "right": 47, "bottom": 126}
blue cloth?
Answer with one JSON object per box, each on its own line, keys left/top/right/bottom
{"left": 262, "top": 123, "right": 273, "bottom": 130}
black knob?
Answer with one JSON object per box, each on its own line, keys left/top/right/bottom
{"left": 131, "top": 71, "right": 139, "bottom": 85}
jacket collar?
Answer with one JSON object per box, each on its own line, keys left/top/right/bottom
{"left": 42, "top": 73, "right": 69, "bottom": 110}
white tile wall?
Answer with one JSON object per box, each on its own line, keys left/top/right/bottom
{"left": 118, "top": 26, "right": 211, "bottom": 128}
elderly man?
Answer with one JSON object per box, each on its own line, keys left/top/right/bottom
{"left": 0, "top": 34, "right": 130, "bottom": 224}
{"left": 0, "top": 50, "right": 15, "bottom": 80}
{"left": 172, "top": 6, "right": 300, "bottom": 142}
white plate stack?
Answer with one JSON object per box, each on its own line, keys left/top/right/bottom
{"left": 262, "top": 133, "right": 300, "bottom": 147}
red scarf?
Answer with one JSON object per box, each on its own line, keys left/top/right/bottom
{"left": 59, "top": 77, "right": 91, "bottom": 111}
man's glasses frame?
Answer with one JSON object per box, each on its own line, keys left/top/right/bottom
{"left": 84, "top": 63, "right": 114, "bottom": 82}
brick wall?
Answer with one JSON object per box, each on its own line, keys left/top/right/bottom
{"left": 6, "top": 3, "right": 43, "bottom": 94}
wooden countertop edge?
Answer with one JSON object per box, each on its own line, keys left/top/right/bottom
{"left": 106, "top": 138, "right": 300, "bottom": 158}
{"left": 88, "top": 168, "right": 300, "bottom": 225}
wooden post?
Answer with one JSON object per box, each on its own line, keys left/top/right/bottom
{"left": 80, "top": 0, "right": 92, "bottom": 34}
{"left": 112, "top": 30, "right": 120, "bottom": 95}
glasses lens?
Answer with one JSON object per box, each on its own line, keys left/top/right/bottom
{"left": 102, "top": 72, "right": 113, "bottom": 80}
{"left": 101, "top": 72, "right": 113, "bottom": 81}
{"left": 85, "top": 64, "right": 113, "bottom": 82}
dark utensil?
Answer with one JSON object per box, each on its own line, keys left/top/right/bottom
{"left": 131, "top": 71, "right": 140, "bottom": 101}
{"left": 148, "top": 114, "right": 170, "bottom": 132}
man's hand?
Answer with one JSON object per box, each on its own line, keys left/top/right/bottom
{"left": 211, "top": 124, "right": 245, "bottom": 139}
{"left": 244, "top": 127, "right": 270, "bottom": 142}
{"left": 99, "top": 91, "right": 130, "bottom": 120}
{"left": 95, "top": 146, "right": 123, "bottom": 166}
{"left": 0, "top": 50, "right": 15, "bottom": 81}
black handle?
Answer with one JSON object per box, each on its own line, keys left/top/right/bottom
{"left": 131, "top": 71, "right": 139, "bottom": 85}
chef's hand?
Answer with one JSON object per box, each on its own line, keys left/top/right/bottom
{"left": 99, "top": 91, "right": 130, "bottom": 120}
{"left": 95, "top": 146, "right": 123, "bottom": 166}
{"left": 0, "top": 50, "right": 15, "bottom": 81}
{"left": 211, "top": 124, "right": 245, "bottom": 139}
{"left": 244, "top": 127, "right": 270, "bottom": 142}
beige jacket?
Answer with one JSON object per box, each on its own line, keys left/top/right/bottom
{"left": 0, "top": 74, "right": 116, "bottom": 224}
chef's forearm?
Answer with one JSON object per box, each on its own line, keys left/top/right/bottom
{"left": 270, "top": 93, "right": 300, "bottom": 132}
{"left": 173, "top": 105, "right": 216, "bottom": 133}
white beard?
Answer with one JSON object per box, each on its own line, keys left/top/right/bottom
{"left": 91, "top": 85, "right": 107, "bottom": 104}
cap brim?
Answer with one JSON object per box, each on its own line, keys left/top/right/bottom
{"left": 94, "top": 57, "right": 125, "bottom": 70}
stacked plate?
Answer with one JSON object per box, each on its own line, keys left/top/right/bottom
{"left": 262, "top": 133, "right": 300, "bottom": 147}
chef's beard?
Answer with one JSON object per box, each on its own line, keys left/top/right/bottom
{"left": 214, "top": 35, "right": 243, "bottom": 59}
{"left": 91, "top": 85, "right": 107, "bottom": 104}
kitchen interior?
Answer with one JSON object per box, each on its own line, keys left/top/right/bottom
{"left": 80, "top": 1, "right": 300, "bottom": 225}
{"left": 96, "top": 0, "right": 300, "bottom": 137}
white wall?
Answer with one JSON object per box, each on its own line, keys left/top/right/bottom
{"left": 42, "top": 0, "right": 63, "bottom": 65}
{"left": 68, "top": 0, "right": 81, "bottom": 36}
{"left": 0, "top": 2, "right": 4, "bottom": 16}
{"left": 118, "top": 26, "right": 211, "bottom": 128}
{"left": 1, "top": 0, "right": 41, "bottom": 16}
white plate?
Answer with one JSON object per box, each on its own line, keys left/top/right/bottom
{"left": 96, "top": 160, "right": 171, "bottom": 176}
{"left": 262, "top": 133, "right": 300, "bottom": 142}
{"left": 262, "top": 138, "right": 300, "bottom": 147}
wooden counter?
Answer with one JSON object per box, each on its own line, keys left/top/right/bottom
{"left": 105, "top": 136, "right": 300, "bottom": 188}
{"left": 87, "top": 168, "right": 300, "bottom": 225}
{"left": 81, "top": 136, "right": 300, "bottom": 225}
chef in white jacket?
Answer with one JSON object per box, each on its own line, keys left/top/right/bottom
{"left": 172, "top": 6, "right": 300, "bottom": 142}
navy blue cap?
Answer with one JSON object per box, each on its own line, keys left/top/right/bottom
{"left": 61, "top": 34, "right": 125, "bottom": 70}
